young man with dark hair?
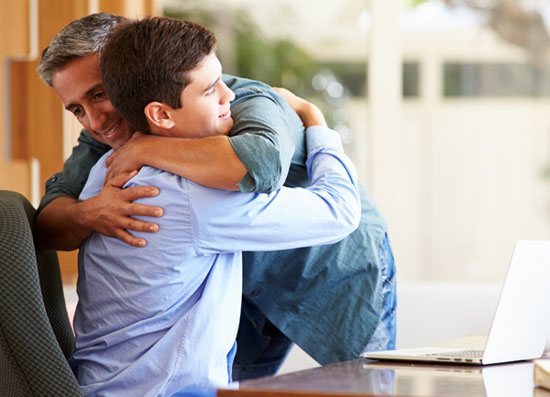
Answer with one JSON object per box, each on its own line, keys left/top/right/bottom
{"left": 61, "top": 16, "right": 361, "bottom": 394}
{"left": 100, "top": 17, "right": 219, "bottom": 135}
{"left": 36, "top": 12, "right": 396, "bottom": 386}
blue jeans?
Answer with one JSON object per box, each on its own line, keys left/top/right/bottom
{"left": 232, "top": 320, "right": 293, "bottom": 381}
{"left": 361, "top": 234, "right": 397, "bottom": 353}
{"left": 232, "top": 235, "right": 397, "bottom": 381}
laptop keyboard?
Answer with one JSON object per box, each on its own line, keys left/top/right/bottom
{"left": 425, "top": 350, "right": 484, "bottom": 358}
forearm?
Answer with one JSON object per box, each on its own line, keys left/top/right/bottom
{"left": 110, "top": 134, "right": 247, "bottom": 191}
{"left": 34, "top": 197, "right": 93, "bottom": 251}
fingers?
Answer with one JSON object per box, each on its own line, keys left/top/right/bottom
{"left": 86, "top": 183, "right": 164, "bottom": 248}
{"left": 274, "top": 86, "right": 326, "bottom": 128}
{"left": 112, "top": 215, "right": 161, "bottom": 247}
{"left": 121, "top": 186, "right": 162, "bottom": 211}
{"left": 105, "top": 170, "right": 138, "bottom": 188}
{"left": 273, "top": 87, "right": 289, "bottom": 95}
{"left": 115, "top": 229, "right": 149, "bottom": 248}
{"left": 273, "top": 87, "right": 292, "bottom": 96}
{"left": 106, "top": 204, "right": 161, "bottom": 249}
{"left": 273, "top": 87, "right": 308, "bottom": 113}
{"left": 273, "top": 87, "right": 298, "bottom": 106}
{"left": 125, "top": 217, "right": 159, "bottom": 233}
{"left": 126, "top": 202, "right": 164, "bottom": 218}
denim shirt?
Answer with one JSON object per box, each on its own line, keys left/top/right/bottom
{"left": 38, "top": 74, "right": 387, "bottom": 365}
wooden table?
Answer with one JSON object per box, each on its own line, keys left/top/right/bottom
{"left": 218, "top": 358, "right": 550, "bottom": 397}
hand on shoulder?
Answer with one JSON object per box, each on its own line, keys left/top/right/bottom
{"left": 273, "top": 87, "right": 327, "bottom": 128}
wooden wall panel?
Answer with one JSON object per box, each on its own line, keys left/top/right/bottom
{"left": 99, "top": 0, "right": 131, "bottom": 17}
{"left": 10, "top": 0, "right": 89, "bottom": 189}
{"left": 38, "top": 0, "right": 89, "bottom": 51}
{"left": 0, "top": 161, "right": 31, "bottom": 199}
{"left": 1, "top": 62, "right": 8, "bottom": 166}
{"left": 11, "top": 0, "right": 89, "bottom": 282}
{"left": 3, "top": 0, "right": 158, "bottom": 281}
{"left": 0, "top": 0, "right": 29, "bottom": 187}
{"left": 0, "top": 0, "right": 30, "bottom": 56}
{"left": 99, "top": 0, "right": 148, "bottom": 18}
{"left": 144, "top": 0, "right": 160, "bottom": 16}
{"left": 9, "top": 62, "right": 30, "bottom": 160}
{"left": 22, "top": 0, "right": 88, "bottom": 182}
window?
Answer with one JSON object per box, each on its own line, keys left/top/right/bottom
{"left": 444, "top": 63, "right": 550, "bottom": 97}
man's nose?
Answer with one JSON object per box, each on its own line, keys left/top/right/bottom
{"left": 87, "top": 106, "right": 108, "bottom": 131}
{"left": 220, "top": 83, "right": 235, "bottom": 104}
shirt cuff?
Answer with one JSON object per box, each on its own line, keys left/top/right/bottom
{"left": 305, "top": 126, "right": 344, "bottom": 154}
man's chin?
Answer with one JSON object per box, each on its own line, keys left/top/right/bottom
{"left": 109, "top": 132, "right": 134, "bottom": 149}
{"left": 222, "top": 119, "right": 234, "bottom": 135}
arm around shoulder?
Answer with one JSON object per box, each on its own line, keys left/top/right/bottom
{"left": 105, "top": 132, "right": 247, "bottom": 191}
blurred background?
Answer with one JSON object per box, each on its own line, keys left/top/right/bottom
{"left": 1, "top": 0, "right": 549, "bottom": 370}
{"left": 159, "top": 0, "right": 550, "bottom": 284}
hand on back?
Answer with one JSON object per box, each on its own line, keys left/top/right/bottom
{"left": 273, "top": 87, "right": 327, "bottom": 128}
{"left": 86, "top": 170, "right": 163, "bottom": 247}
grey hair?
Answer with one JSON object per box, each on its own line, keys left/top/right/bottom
{"left": 37, "top": 13, "right": 126, "bottom": 86}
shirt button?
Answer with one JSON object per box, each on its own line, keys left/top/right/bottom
{"left": 252, "top": 321, "right": 258, "bottom": 328}
{"left": 251, "top": 291, "right": 260, "bottom": 298}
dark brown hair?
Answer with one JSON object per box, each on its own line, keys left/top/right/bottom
{"left": 100, "top": 17, "right": 218, "bottom": 132}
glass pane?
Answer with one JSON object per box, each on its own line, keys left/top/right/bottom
{"left": 444, "top": 63, "right": 550, "bottom": 97}
{"left": 160, "top": 0, "right": 550, "bottom": 284}
{"left": 398, "top": 0, "right": 550, "bottom": 282}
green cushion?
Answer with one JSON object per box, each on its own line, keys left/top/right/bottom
{"left": 0, "top": 190, "right": 81, "bottom": 396}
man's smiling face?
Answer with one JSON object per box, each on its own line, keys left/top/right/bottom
{"left": 51, "top": 53, "right": 134, "bottom": 149}
{"left": 161, "top": 53, "right": 236, "bottom": 139}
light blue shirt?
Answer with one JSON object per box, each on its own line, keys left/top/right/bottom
{"left": 39, "top": 75, "right": 388, "bottom": 366}
{"left": 70, "top": 126, "right": 360, "bottom": 396}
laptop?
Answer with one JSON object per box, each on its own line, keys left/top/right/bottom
{"left": 364, "top": 240, "right": 550, "bottom": 365}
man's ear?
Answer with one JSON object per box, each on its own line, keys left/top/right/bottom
{"left": 144, "top": 102, "right": 176, "bottom": 130}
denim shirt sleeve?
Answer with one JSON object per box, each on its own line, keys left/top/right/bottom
{"left": 224, "top": 75, "right": 305, "bottom": 193}
{"left": 37, "top": 129, "right": 110, "bottom": 214}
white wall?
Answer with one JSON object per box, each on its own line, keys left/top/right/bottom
{"left": 362, "top": 99, "right": 550, "bottom": 282}
{"left": 160, "top": 1, "right": 550, "bottom": 285}
{"left": 344, "top": 8, "right": 550, "bottom": 283}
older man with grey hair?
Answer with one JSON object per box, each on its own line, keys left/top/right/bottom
{"left": 36, "top": 12, "right": 396, "bottom": 384}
